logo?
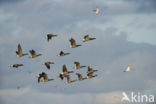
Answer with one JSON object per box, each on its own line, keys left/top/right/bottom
{"left": 121, "top": 92, "right": 155, "bottom": 103}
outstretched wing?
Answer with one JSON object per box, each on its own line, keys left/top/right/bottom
{"left": 29, "top": 50, "right": 36, "bottom": 55}
{"left": 69, "top": 38, "right": 76, "bottom": 46}
{"left": 18, "top": 44, "right": 23, "bottom": 54}
{"left": 63, "top": 64, "right": 67, "bottom": 72}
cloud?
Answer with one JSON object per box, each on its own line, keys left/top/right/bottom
{"left": 0, "top": 88, "right": 123, "bottom": 104}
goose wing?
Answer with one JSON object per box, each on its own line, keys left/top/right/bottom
{"left": 69, "top": 38, "right": 76, "bottom": 46}
{"left": 18, "top": 44, "right": 23, "bottom": 54}
{"left": 63, "top": 64, "right": 68, "bottom": 73}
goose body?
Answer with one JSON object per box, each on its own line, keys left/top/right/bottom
{"left": 87, "top": 73, "right": 97, "bottom": 79}
{"left": 66, "top": 75, "right": 76, "bottom": 83}
{"left": 124, "top": 66, "right": 132, "bottom": 72}
{"left": 93, "top": 7, "right": 100, "bottom": 14}
{"left": 43, "top": 61, "right": 54, "bottom": 69}
{"left": 76, "top": 73, "right": 87, "bottom": 81}
{"left": 74, "top": 62, "right": 86, "bottom": 69}
{"left": 83, "top": 35, "right": 96, "bottom": 42}
{"left": 37, "top": 72, "right": 54, "bottom": 83}
{"left": 59, "top": 64, "right": 74, "bottom": 80}
{"left": 87, "top": 66, "right": 98, "bottom": 74}
{"left": 45, "top": 34, "right": 57, "bottom": 42}
{"left": 29, "top": 49, "right": 42, "bottom": 58}
{"left": 57, "top": 51, "right": 70, "bottom": 56}
{"left": 69, "top": 38, "right": 81, "bottom": 48}
{"left": 16, "top": 44, "right": 28, "bottom": 57}
{"left": 10, "top": 64, "right": 23, "bottom": 68}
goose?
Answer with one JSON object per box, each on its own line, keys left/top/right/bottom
{"left": 83, "top": 35, "right": 96, "bottom": 42}
{"left": 93, "top": 7, "right": 100, "bottom": 14}
{"left": 76, "top": 73, "right": 87, "bottom": 81}
{"left": 45, "top": 34, "right": 57, "bottom": 42}
{"left": 16, "top": 44, "right": 28, "bottom": 57}
{"left": 10, "top": 64, "right": 23, "bottom": 68}
{"left": 29, "top": 49, "right": 42, "bottom": 58}
{"left": 37, "top": 72, "right": 54, "bottom": 83}
{"left": 87, "top": 66, "right": 98, "bottom": 74}
{"left": 57, "top": 51, "right": 70, "bottom": 56}
{"left": 59, "top": 64, "right": 74, "bottom": 80}
{"left": 42, "top": 61, "right": 54, "bottom": 70}
{"left": 69, "top": 38, "right": 81, "bottom": 48}
{"left": 124, "top": 66, "right": 132, "bottom": 72}
{"left": 87, "top": 73, "right": 97, "bottom": 79}
{"left": 66, "top": 75, "right": 76, "bottom": 84}
{"left": 74, "top": 62, "right": 86, "bottom": 69}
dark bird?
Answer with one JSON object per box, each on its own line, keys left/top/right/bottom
{"left": 65, "top": 75, "right": 76, "bottom": 84}
{"left": 59, "top": 64, "right": 74, "bottom": 80}
{"left": 16, "top": 44, "right": 28, "bottom": 57}
{"left": 57, "top": 51, "right": 70, "bottom": 56}
{"left": 37, "top": 72, "right": 54, "bottom": 83}
{"left": 76, "top": 73, "right": 87, "bottom": 81}
{"left": 87, "top": 73, "right": 97, "bottom": 79}
{"left": 45, "top": 34, "right": 57, "bottom": 42}
{"left": 10, "top": 64, "right": 23, "bottom": 68}
{"left": 87, "top": 66, "right": 98, "bottom": 74}
{"left": 29, "top": 49, "right": 42, "bottom": 58}
{"left": 69, "top": 38, "right": 81, "bottom": 48}
{"left": 74, "top": 62, "right": 86, "bottom": 69}
{"left": 83, "top": 35, "right": 96, "bottom": 42}
{"left": 42, "top": 61, "right": 54, "bottom": 69}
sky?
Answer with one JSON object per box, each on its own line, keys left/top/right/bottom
{"left": 0, "top": 0, "right": 156, "bottom": 104}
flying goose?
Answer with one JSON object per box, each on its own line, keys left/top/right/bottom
{"left": 45, "top": 34, "right": 57, "bottom": 42}
{"left": 69, "top": 38, "right": 81, "bottom": 48}
{"left": 87, "top": 66, "right": 98, "bottom": 74}
{"left": 10, "top": 64, "right": 23, "bottom": 68}
{"left": 124, "top": 66, "right": 132, "bottom": 72}
{"left": 66, "top": 75, "right": 76, "bottom": 84}
{"left": 42, "top": 61, "right": 54, "bottom": 70}
{"left": 16, "top": 44, "right": 28, "bottom": 57}
{"left": 83, "top": 35, "right": 96, "bottom": 42}
{"left": 74, "top": 62, "right": 86, "bottom": 69}
{"left": 87, "top": 73, "right": 97, "bottom": 79}
{"left": 57, "top": 51, "right": 70, "bottom": 56}
{"left": 29, "top": 49, "right": 42, "bottom": 58}
{"left": 93, "top": 7, "right": 100, "bottom": 14}
{"left": 76, "top": 73, "right": 87, "bottom": 81}
{"left": 37, "top": 72, "right": 54, "bottom": 83}
{"left": 59, "top": 64, "right": 74, "bottom": 80}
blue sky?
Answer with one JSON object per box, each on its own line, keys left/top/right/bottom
{"left": 0, "top": 0, "right": 156, "bottom": 104}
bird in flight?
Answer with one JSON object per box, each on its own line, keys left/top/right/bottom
{"left": 57, "top": 51, "right": 70, "bottom": 56}
{"left": 29, "top": 49, "right": 42, "bottom": 58}
{"left": 37, "top": 72, "right": 54, "bottom": 83}
{"left": 42, "top": 61, "right": 54, "bottom": 70}
{"left": 10, "top": 64, "right": 23, "bottom": 68}
{"left": 69, "top": 38, "right": 81, "bottom": 48}
{"left": 59, "top": 64, "right": 74, "bottom": 80}
{"left": 65, "top": 75, "right": 76, "bottom": 84}
{"left": 93, "top": 7, "right": 100, "bottom": 14}
{"left": 83, "top": 35, "right": 96, "bottom": 42}
{"left": 124, "top": 66, "right": 132, "bottom": 72}
{"left": 16, "top": 44, "right": 28, "bottom": 57}
{"left": 87, "top": 66, "right": 98, "bottom": 74}
{"left": 74, "top": 61, "right": 86, "bottom": 70}
{"left": 76, "top": 73, "right": 87, "bottom": 81}
{"left": 45, "top": 34, "right": 57, "bottom": 42}
{"left": 87, "top": 72, "right": 97, "bottom": 79}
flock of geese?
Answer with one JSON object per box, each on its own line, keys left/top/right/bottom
{"left": 10, "top": 7, "right": 132, "bottom": 88}
{"left": 10, "top": 33, "right": 98, "bottom": 84}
